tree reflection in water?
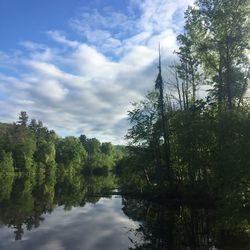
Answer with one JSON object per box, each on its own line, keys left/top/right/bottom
{"left": 0, "top": 173, "right": 249, "bottom": 249}
{"left": 122, "top": 198, "right": 250, "bottom": 250}
{"left": 0, "top": 172, "right": 116, "bottom": 241}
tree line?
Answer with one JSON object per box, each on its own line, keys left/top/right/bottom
{"left": 0, "top": 111, "right": 125, "bottom": 175}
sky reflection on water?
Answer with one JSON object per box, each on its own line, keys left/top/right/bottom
{"left": 0, "top": 196, "right": 138, "bottom": 250}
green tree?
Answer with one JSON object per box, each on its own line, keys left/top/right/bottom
{"left": 85, "top": 138, "right": 101, "bottom": 155}
{"left": 35, "top": 140, "right": 56, "bottom": 174}
{"left": 126, "top": 91, "right": 164, "bottom": 186}
{"left": 11, "top": 126, "right": 36, "bottom": 171}
{"left": 28, "top": 118, "right": 38, "bottom": 133}
{"left": 17, "top": 111, "right": 29, "bottom": 126}
{"left": 100, "top": 142, "right": 114, "bottom": 155}
{"left": 35, "top": 140, "right": 55, "bottom": 165}
{"left": 79, "top": 134, "right": 87, "bottom": 148}
{"left": 126, "top": 91, "right": 160, "bottom": 148}
{"left": 176, "top": 32, "right": 201, "bottom": 108}
{"left": 56, "top": 136, "right": 87, "bottom": 170}
{"left": 0, "top": 151, "right": 14, "bottom": 173}
{"left": 185, "top": 0, "right": 250, "bottom": 110}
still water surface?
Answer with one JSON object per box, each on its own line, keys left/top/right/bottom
{"left": 0, "top": 196, "right": 138, "bottom": 250}
{"left": 0, "top": 174, "right": 249, "bottom": 250}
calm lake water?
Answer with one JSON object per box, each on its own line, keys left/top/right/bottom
{"left": 0, "top": 174, "right": 249, "bottom": 250}
{"left": 0, "top": 196, "right": 138, "bottom": 250}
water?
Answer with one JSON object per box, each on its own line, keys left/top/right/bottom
{"left": 0, "top": 174, "right": 249, "bottom": 250}
{"left": 0, "top": 196, "right": 138, "bottom": 250}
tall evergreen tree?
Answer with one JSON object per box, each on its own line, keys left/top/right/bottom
{"left": 17, "top": 111, "right": 29, "bottom": 127}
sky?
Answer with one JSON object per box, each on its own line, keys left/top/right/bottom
{"left": 0, "top": 0, "right": 194, "bottom": 144}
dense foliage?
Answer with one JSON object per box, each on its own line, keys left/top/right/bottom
{"left": 119, "top": 0, "right": 250, "bottom": 210}
{"left": 0, "top": 112, "right": 125, "bottom": 175}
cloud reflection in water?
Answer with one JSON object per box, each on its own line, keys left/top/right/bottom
{"left": 0, "top": 197, "right": 139, "bottom": 250}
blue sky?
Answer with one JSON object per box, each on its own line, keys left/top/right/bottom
{"left": 0, "top": 0, "right": 194, "bottom": 143}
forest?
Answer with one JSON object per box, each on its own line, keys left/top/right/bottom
{"left": 0, "top": 0, "right": 250, "bottom": 248}
{"left": 0, "top": 111, "right": 125, "bottom": 175}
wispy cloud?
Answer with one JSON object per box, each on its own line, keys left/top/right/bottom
{"left": 47, "top": 30, "right": 80, "bottom": 48}
{"left": 0, "top": 0, "right": 194, "bottom": 143}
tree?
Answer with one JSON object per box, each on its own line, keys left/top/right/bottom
{"left": 35, "top": 140, "right": 56, "bottom": 174}
{"left": 185, "top": 0, "right": 250, "bottom": 110}
{"left": 84, "top": 138, "right": 101, "bottom": 155}
{"left": 100, "top": 142, "right": 114, "bottom": 155}
{"left": 12, "top": 126, "right": 37, "bottom": 171}
{"left": 155, "top": 47, "right": 171, "bottom": 173}
{"left": 0, "top": 150, "right": 14, "bottom": 173}
{"left": 18, "top": 111, "right": 29, "bottom": 127}
{"left": 28, "top": 119, "right": 38, "bottom": 133}
{"left": 126, "top": 91, "right": 160, "bottom": 147}
{"left": 79, "top": 134, "right": 87, "bottom": 149}
{"left": 56, "top": 136, "right": 87, "bottom": 170}
{"left": 126, "top": 91, "right": 165, "bottom": 185}
{"left": 176, "top": 32, "right": 201, "bottom": 108}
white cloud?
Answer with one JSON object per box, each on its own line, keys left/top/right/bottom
{"left": 20, "top": 41, "right": 55, "bottom": 61}
{"left": 20, "top": 41, "right": 47, "bottom": 50}
{"left": 36, "top": 80, "right": 69, "bottom": 102}
{"left": 121, "top": 45, "right": 156, "bottom": 68}
{"left": 25, "top": 60, "right": 65, "bottom": 78}
{"left": 47, "top": 30, "right": 80, "bottom": 48}
{"left": 0, "top": 0, "right": 194, "bottom": 143}
{"left": 69, "top": 0, "right": 194, "bottom": 54}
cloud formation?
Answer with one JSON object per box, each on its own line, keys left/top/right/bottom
{"left": 0, "top": 0, "right": 194, "bottom": 143}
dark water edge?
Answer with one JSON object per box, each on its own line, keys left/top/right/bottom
{"left": 0, "top": 173, "right": 249, "bottom": 250}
